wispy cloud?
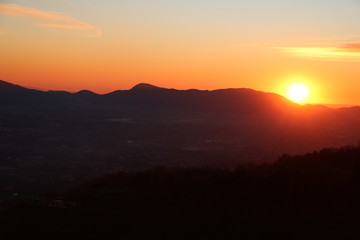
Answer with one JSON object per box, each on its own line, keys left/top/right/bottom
{"left": 275, "top": 43, "right": 360, "bottom": 61}
{"left": 0, "top": 3, "right": 101, "bottom": 37}
{"left": 341, "top": 43, "right": 360, "bottom": 52}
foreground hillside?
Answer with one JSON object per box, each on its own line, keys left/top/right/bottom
{"left": 1, "top": 146, "right": 360, "bottom": 239}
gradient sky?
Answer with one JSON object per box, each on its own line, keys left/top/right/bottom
{"left": 1, "top": 0, "right": 360, "bottom": 104}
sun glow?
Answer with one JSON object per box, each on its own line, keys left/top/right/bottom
{"left": 287, "top": 83, "right": 309, "bottom": 103}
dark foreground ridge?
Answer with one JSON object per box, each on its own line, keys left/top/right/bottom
{"left": 1, "top": 146, "right": 360, "bottom": 239}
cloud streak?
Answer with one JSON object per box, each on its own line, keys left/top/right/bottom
{"left": 275, "top": 42, "right": 360, "bottom": 61}
{"left": 0, "top": 3, "right": 101, "bottom": 37}
{"left": 341, "top": 43, "right": 360, "bottom": 52}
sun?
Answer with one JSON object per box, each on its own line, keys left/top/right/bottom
{"left": 287, "top": 83, "right": 309, "bottom": 103}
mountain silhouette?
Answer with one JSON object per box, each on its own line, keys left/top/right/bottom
{"left": 0, "top": 80, "right": 298, "bottom": 114}
{"left": 0, "top": 80, "right": 42, "bottom": 94}
{"left": 0, "top": 80, "right": 46, "bottom": 105}
{"left": 0, "top": 80, "right": 27, "bottom": 91}
{"left": 130, "top": 83, "right": 163, "bottom": 91}
{"left": 74, "top": 90, "right": 97, "bottom": 96}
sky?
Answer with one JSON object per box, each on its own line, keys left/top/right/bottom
{"left": 1, "top": 0, "right": 360, "bottom": 105}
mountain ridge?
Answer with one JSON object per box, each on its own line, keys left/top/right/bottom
{"left": 0, "top": 80, "right": 284, "bottom": 97}
{"left": 0, "top": 79, "right": 339, "bottom": 115}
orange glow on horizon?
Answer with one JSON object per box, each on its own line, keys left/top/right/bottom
{"left": 273, "top": 75, "right": 323, "bottom": 105}
{"left": 1, "top": 2, "right": 360, "bottom": 105}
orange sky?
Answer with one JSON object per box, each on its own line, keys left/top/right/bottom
{"left": 1, "top": 1, "right": 360, "bottom": 105}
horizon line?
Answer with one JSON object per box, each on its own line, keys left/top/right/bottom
{"left": 1, "top": 79, "right": 358, "bottom": 108}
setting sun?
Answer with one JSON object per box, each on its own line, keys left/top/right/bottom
{"left": 287, "top": 83, "right": 310, "bottom": 103}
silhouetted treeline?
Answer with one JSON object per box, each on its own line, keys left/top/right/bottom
{"left": 1, "top": 146, "right": 360, "bottom": 239}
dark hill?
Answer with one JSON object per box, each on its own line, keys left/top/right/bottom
{"left": 0, "top": 79, "right": 299, "bottom": 114}
{"left": 1, "top": 146, "right": 360, "bottom": 239}
{"left": 0, "top": 80, "right": 98, "bottom": 106}
{"left": 74, "top": 90, "right": 97, "bottom": 96}
{"left": 0, "top": 80, "right": 27, "bottom": 91}
{"left": 0, "top": 80, "right": 46, "bottom": 105}
{"left": 130, "top": 82, "right": 163, "bottom": 90}
{"left": 104, "top": 84, "right": 299, "bottom": 114}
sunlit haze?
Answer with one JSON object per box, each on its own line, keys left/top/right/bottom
{"left": 287, "top": 83, "right": 310, "bottom": 103}
{"left": 1, "top": 0, "right": 360, "bottom": 105}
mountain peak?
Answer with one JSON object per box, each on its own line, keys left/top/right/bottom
{"left": 131, "top": 83, "right": 162, "bottom": 91}
{"left": 75, "top": 90, "right": 97, "bottom": 95}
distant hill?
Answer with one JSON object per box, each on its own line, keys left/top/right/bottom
{"left": 0, "top": 80, "right": 28, "bottom": 91}
{"left": 0, "top": 80, "right": 98, "bottom": 106}
{"left": 0, "top": 79, "right": 298, "bottom": 114}
{"left": 0, "top": 80, "right": 46, "bottom": 105}
{"left": 130, "top": 82, "right": 163, "bottom": 90}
